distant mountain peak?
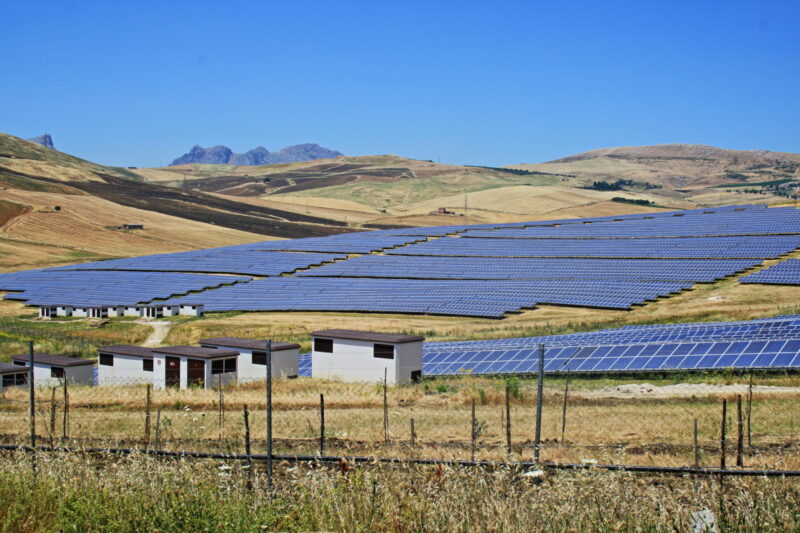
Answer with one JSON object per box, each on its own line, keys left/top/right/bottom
{"left": 170, "top": 143, "right": 342, "bottom": 166}
{"left": 27, "top": 134, "right": 55, "bottom": 149}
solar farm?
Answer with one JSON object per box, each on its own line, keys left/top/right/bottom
{"left": 2, "top": 204, "right": 800, "bottom": 315}
{"left": 4, "top": 203, "right": 800, "bottom": 382}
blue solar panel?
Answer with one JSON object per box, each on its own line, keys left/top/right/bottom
{"left": 0, "top": 203, "right": 797, "bottom": 317}
{"left": 421, "top": 316, "right": 800, "bottom": 376}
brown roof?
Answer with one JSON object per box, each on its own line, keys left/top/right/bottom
{"left": 10, "top": 353, "right": 95, "bottom": 367}
{"left": 311, "top": 329, "right": 425, "bottom": 344}
{"left": 151, "top": 346, "right": 239, "bottom": 359}
{"left": 98, "top": 345, "right": 154, "bottom": 359}
{"left": 0, "top": 363, "right": 29, "bottom": 375}
{"left": 199, "top": 337, "right": 300, "bottom": 352}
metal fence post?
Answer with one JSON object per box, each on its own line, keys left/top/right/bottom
{"left": 28, "top": 340, "right": 35, "bottom": 448}
{"left": 534, "top": 343, "right": 545, "bottom": 463}
{"left": 265, "top": 339, "right": 273, "bottom": 491}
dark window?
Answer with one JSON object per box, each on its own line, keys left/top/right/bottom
{"left": 51, "top": 367, "right": 65, "bottom": 379}
{"left": 374, "top": 344, "right": 394, "bottom": 359}
{"left": 143, "top": 359, "right": 153, "bottom": 372}
{"left": 13, "top": 361, "right": 25, "bottom": 366}
{"left": 411, "top": 370, "right": 422, "bottom": 383}
{"left": 315, "top": 338, "right": 333, "bottom": 353}
{"left": 211, "top": 358, "right": 237, "bottom": 374}
{"left": 2, "top": 373, "right": 27, "bottom": 387}
{"left": 99, "top": 353, "right": 113, "bottom": 366}
{"left": 252, "top": 351, "right": 267, "bottom": 365}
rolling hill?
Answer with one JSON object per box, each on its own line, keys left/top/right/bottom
{"left": 0, "top": 133, "right": 354, "bottom": 272}
{"left": 513, "top": 143, "right": 800, "bottom": 203}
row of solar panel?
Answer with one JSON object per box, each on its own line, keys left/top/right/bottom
{"left": 425, "top": 317, "right": 800, "bottom": 352}
{"left": 459, "top": 208, "right": 800, "bottom": 239}
{"left": 297, "top": 256, "right": 761, "bottom": 282}
{"left": 160, "top": 277, "right": 693, "bottom": 316}
{"left": 423, "top": 339, "right": 800, "bottom": 375}
{"left": 386, "top": 235, "right": 800, "bottom": 259}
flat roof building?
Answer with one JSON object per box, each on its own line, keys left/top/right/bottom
{"left": 199, "top": 337, "right": 301, "bottom": 381}
{"left": 11, "top": 353, "right": 95, "bottom": 387}
{"left": 97, "top": 345, "right": 155, "bottom": 386}
{"left": 151, "top": 346, "right": 239, "bottom": 389}
{"left": 0, "top": 363, "right": 29, "bottom": 390}
{"left": 310, "top": 329, "right": 424, "bottom": 384}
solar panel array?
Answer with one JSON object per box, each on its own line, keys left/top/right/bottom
{"left": 741, "top": 259, "right": 800, "bottom": 286}
{"left": 1, "top": 203, "right": 798, "bottom": 316}
{"left": 460, "top": 206, "right": 800, "bottom": 239}
{"left": 0, "top": 270, "right": 250, "bottom": 307}
{"left": 159, "top": 277, "right": 692, "bottom": 317}
{"left": 386, "top": 235, "right": 800, "bottom": 259}
{"left": 422, "top": 315, "right": 800, "bottom": 375}
{"left": 50, "top": 249, "right": 346, "bottom": 277}
{"left": 297, "top": 256, "right": 760, "bottom": 282}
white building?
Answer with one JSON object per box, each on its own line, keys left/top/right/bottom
{"left": 310, "top": 329, "right": 424, "bottom": 384}
{"left": 96, "top": 345, "right": 155, "bottom": 385}
{"left": 179, "top": 304, "right": 204, "bottom": 317}
{"left": 38, "top": 306, "right": 57, "bottom": 318}
{"left": 106, "top": 306, "right": 126, "bottom": 318}
{"left": 10, "top": 353, "right": 95, "bottom": 387}
{"left": 150, "top": 346, "right": 239, "bottom": 389}
{"left": 0, "top": 363, "right": 29, "bottom": 390}
{"left": 199, "top": 337, "right": 301, "bottom": 381}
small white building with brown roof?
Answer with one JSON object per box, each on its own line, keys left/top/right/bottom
{"left": 199, "top": 337, "right": 301, "bottom": 381}
{"left": 96, "top": 345, "right": 155, "bottom": 385}
{"left": 310, "top": 329, "right": 424, "bottom": 384}
{"left": 10, "top": 353, "right": 95, "bottom": 387}
{"left": 151, "top": 346, "right": 239, "bottom": 389}
{"left": 0, "top": 363, "right": 29, "bottom": 390}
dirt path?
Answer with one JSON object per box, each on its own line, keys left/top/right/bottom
{"left": 137, "top": 320, "right": 171, "bottom": 347}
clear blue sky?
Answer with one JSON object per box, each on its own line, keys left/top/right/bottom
{"left": 1, "top": 1, "right": 798, "bottom": 167}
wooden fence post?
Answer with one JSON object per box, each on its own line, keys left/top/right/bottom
{"left": 560, "top": 374, "right": 570, "bottom": 444}
{"left": 319, "top": 393, "right": 325, "bottom": 456}
{"left": 243, "top": 405, "right": 253, "bottom": 490}
{"left": 144, "top": 384, "right": 152, "bottom": 450}
{"left": 471, "top": 399, "right": 477, "bottom": 461}
{"left": 720, "top": 399, "right": 727, "bottom": 471}
{"left": 736, "top": 394, "right": 744, "bottom": 468}
{"left": 746, "top": 374, "right": 753, "bottom": 447}
{"left": 383, "top": 368, "right": 389, "bottom": 445}
{"left": 410, "top": 418, "right": 416, "bottom": 447}
{"left": 505, "top": 383, "right": 511, "bottom": 457}
{"left": 62, "top": 378, "right": 69, "bottom": 441}
{"left": 49, "top": 388, "right": 56, "bottom": 446}
{"left": 154, "top": 408, "right": 162, "bottom": 451}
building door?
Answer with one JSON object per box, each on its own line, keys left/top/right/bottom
{"left": 165, "top": 357, "right": 180, "bottom": 388}
{"left": 187, "top": 358, "right": 205, "bottom": 387}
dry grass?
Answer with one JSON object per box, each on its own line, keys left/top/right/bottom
{"left": 3, "top": 450, "right": 800, "bottom": 532}
{"left": 3, "top": 374, "right": 800, "bottom": 469}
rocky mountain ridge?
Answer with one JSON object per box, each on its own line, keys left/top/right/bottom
{"left": 170, "top": 143, "right": 342, "bottom": 166}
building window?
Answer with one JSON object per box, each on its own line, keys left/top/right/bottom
{"left": 13, "top": 361, "right": 25, "bottom": 366}
{"left": 211, "top": 358, "right": 237, "bottom": 374}
{"left": 99, "top": 353, "right": 114, "bottom": 366}
{"left": 2, "top": 373, "right": 27, "bottom": 387}
{"left": 314, "top": 338, "right": 333, "bottom": 353}
{"left": 143, "top": 359, "right": 153, "bottom": 372}
{"left": 51, "top": 367, "right": 65, "bottom": 379}
{"left": 374, "top": 344, "right": 394, "bottom": 359}
{"left": 252, "top": 351, "right": 267, "bottom": 365}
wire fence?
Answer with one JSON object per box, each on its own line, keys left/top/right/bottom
{"left": 2, "top": 364, "right": 800, "bottom": 474}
